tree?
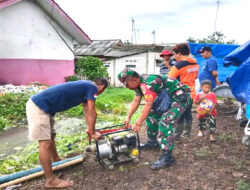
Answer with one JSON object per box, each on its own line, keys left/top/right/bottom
{"left": 186, "top": 31, "right": 237, "bottom": 44}
{"left": 186, "top": 37, "right": 197, "bottom": 43}
{"left": 75, "top": 56, "right": 108, "bottom": 80}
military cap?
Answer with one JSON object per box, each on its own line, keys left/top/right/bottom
{"left": 117, "top": 68, "right": 138, "bottom": 84}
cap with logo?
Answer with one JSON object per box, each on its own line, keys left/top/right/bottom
{"left": 197, "top": 46, "right": 212, "bottom": 53}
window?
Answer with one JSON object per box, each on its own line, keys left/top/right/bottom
{"left": 125, "top": 59, "right": 137, "bottom": 63}
{"left": 156, "top": 59, "right": 162, "bottom": 67}
{"left": 126, "top": 65, "right": 136, "bottom": 68}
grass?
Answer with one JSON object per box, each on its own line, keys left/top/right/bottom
{"left": 194, "top": 147, "right": 212, "bottom": 160}
{"left": 0, "top": 87, "right": 135, "bottom": 130}
{"left": 236, "top": 180, "right": 250, "bottom": 190}
{"left": 218, "top": 133, "right": 233, "bottom": 142}
{"left": 235, "top": 159, "right": 245, "bottom": 170}
{"left": 0, "top": 93, "right": 31, "bottom": 129}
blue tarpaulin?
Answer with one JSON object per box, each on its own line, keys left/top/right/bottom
{"left": 223, "top": 41, "right": 250, "bottom": 67}
{"left": 223, "top": 41, "right": 250, "bottom": 104}
{"left": 188, "top": 43, "right": 239, "bottom": 82}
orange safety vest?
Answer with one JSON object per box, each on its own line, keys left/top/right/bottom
{"left": 168, "top": 57, "right": 200, "bottom": 100}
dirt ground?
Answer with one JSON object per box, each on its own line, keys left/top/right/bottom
{"left": 16, "top": 114, "right": 250, "bottom": 190}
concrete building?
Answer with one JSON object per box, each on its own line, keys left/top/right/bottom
{"left": 75, "top": 40, "right": 174, "bottom": 86}
{"left": 0, "top": 0, "right": 91, "bottom": 85}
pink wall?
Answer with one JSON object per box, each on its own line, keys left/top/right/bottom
{"left": 0, "top": 59, "right": 74, "bottom": 85}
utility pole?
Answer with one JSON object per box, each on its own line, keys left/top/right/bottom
{"left": 137, "top": 29, "right": 140, "bottom": 43}
{"left": 152, "top": 30, "right": 155, "bottom": 44}
{"left": 214, "top": 1, "right": 220, "bottom": 34}
{"left": 131, "top": 18, "right": 135, "bottom": 44}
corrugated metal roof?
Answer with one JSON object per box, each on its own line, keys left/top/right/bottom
{"left": 74, "top": 40, "right": 123, "bottom": 56}
{"left": 75, "top": 41, "right": 174, "bottom": 58}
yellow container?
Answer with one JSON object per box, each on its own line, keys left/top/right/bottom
{"left": 131, "top": 149, "right": 139, "bottom": 156}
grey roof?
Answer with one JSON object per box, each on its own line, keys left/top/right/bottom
{"left": 74, "top": 40, "right": 123, "bottom": 56}
{"left": 75, "top": 40, "right": 174, "bottom": 58}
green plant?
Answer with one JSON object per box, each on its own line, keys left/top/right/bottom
{"left": 219, "top": 133, "right": 233, "bottom": 142}
{"left": 236, "top": 180, "right": 250, "bottom": 190}
{"left": 66, "top": 75, "right": 80, "bottom": 82}
{"left": 235, "top": 159, "right": 244, "bottom": 170}
{"left": 75, "top": 56, "right": 108, "bottom": 80}
{"left": 0, "top": 93, "right": 31, "bottom": 130}
{"left": 0, "top": 117, "right": 8, "bottom": 130}
{"left": 194, "top": 148, "right": 211, "bottom": 160}
{"left": 0, "top": 132, "right": 88, "bottom": 175}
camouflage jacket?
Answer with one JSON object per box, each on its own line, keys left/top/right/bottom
{"left": 135, "top": 74, "right": 190, "bottom": 102}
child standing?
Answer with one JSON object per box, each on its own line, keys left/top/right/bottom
{"left": 194, "top": 80, "right": 217, "bottom": 141}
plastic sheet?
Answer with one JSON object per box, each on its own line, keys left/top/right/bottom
{"left": 246, "top": 104, "right": 250, "bottom": 120}
{"left": 222, "top": 41, "right": 250, "bottom": 104}
{"left": 223, "top": 41, "right": 250, "bottom": 67}
{"left": 227, "top": 59, "right": 250, "bottom": 104}
{"left": 188, "top": 43, "right": 239, "bottom": 82}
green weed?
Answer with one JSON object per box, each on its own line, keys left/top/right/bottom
{"left": 0, "top": 132, "right": 88, "bottom": 175}
{"left": 194, "top": 148, "right": 211, "bottom": 160}
{"left": 219, "top": 133, "right": 233, "bottom": 142}
{"left": 236, "top": 180, "right": 250, "bottom": 190}
{"left": 235, "top": 159, "right": 245, "bottom": 170}
{"left": 0, "top": 93, "right": 30, "bottom": 129}
{"left": 0, "top": 117, "right": 9, "bottom": 130}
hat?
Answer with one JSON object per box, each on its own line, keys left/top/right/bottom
{"left": 197, "top": 46, "right": 212, "bottom": 53}
{"left": 117, "top": 68, "right": 138, "bottom": 84}
{"left": 160, "top": 50, "right": 173, "bottom": 57}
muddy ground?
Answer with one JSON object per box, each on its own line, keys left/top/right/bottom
{"left": 14, "top": 114, "right": 250, "bottom": 190}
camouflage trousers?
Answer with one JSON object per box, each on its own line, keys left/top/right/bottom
{"left": 146, "top": 96, "right": 192, "bottom": 151}
{"left": 198, "top": 115, "right": 216, "bottom": 134}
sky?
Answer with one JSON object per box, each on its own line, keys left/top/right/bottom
{"left": 56, "top": 0, "right": 250, "bottom": 45}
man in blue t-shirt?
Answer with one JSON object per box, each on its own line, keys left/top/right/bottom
{"left": 197, "top": 46, "right": 220, "bottom": 89}
{"left": 26, "top": 78, "right": 108, "bottom": 189}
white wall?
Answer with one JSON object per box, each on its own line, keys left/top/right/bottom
{"left": 0, "top": 0, "right": 74, "bottom": 60}
{"left": 104, "top": 52, "right": 163, "bottom": 87}
{"left": 113, "top": 53, "right": 147, "bottom": 87}
{"left": 150, "top": 52, "right": 162, "bottom": 75}
{"left": 103, "top": 60, "right": 115, "bottom": 86}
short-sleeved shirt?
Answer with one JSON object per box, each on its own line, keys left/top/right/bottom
{"left": 198, "top": 56, "right": 218, "bottom": 89}
{"left": 135, "top": 74, "right": 190, "bottom": 102}
{"left": 159, "top": 59, "right": 176, "bottom": 75}
{"left": 31, "top": 80, "right": 98, "bottom": 116}
{"left": 194, "top": 91, "right": 217, "bottom": 118}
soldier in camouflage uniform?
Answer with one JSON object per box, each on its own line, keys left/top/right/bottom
{"left": 118, "top": 68, "right": 192, "bottom": 169}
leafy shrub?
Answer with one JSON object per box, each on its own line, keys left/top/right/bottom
{"left": 237, "top": 180, "right": 250, "bottom": 190}
{"left": 66, "top": 75, "right": 80, "bottom": 82}
{"left": 0, "top": 93, "right": 30, "bottom": 129}
{"left": 0, "top": 117, "right": 8, "bottom": 130}
{"left": 75, "top": 56, "right": 108, "bottom": 80}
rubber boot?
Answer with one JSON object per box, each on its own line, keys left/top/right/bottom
{"left": 140, "top": 136, "right": 159, "bottom": 149}
{"left": 174, "top": 123, "right": 184, "bottom": 141}
{"left": 151, "top": 150, "right": 175, "bottom": 170}
{"left": 182, "top": 121, "right": 192, "bottom": 138}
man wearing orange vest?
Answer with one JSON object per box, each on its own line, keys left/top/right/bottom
{"left": 168, "top": 43, "right": 200, "bottom": 139}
